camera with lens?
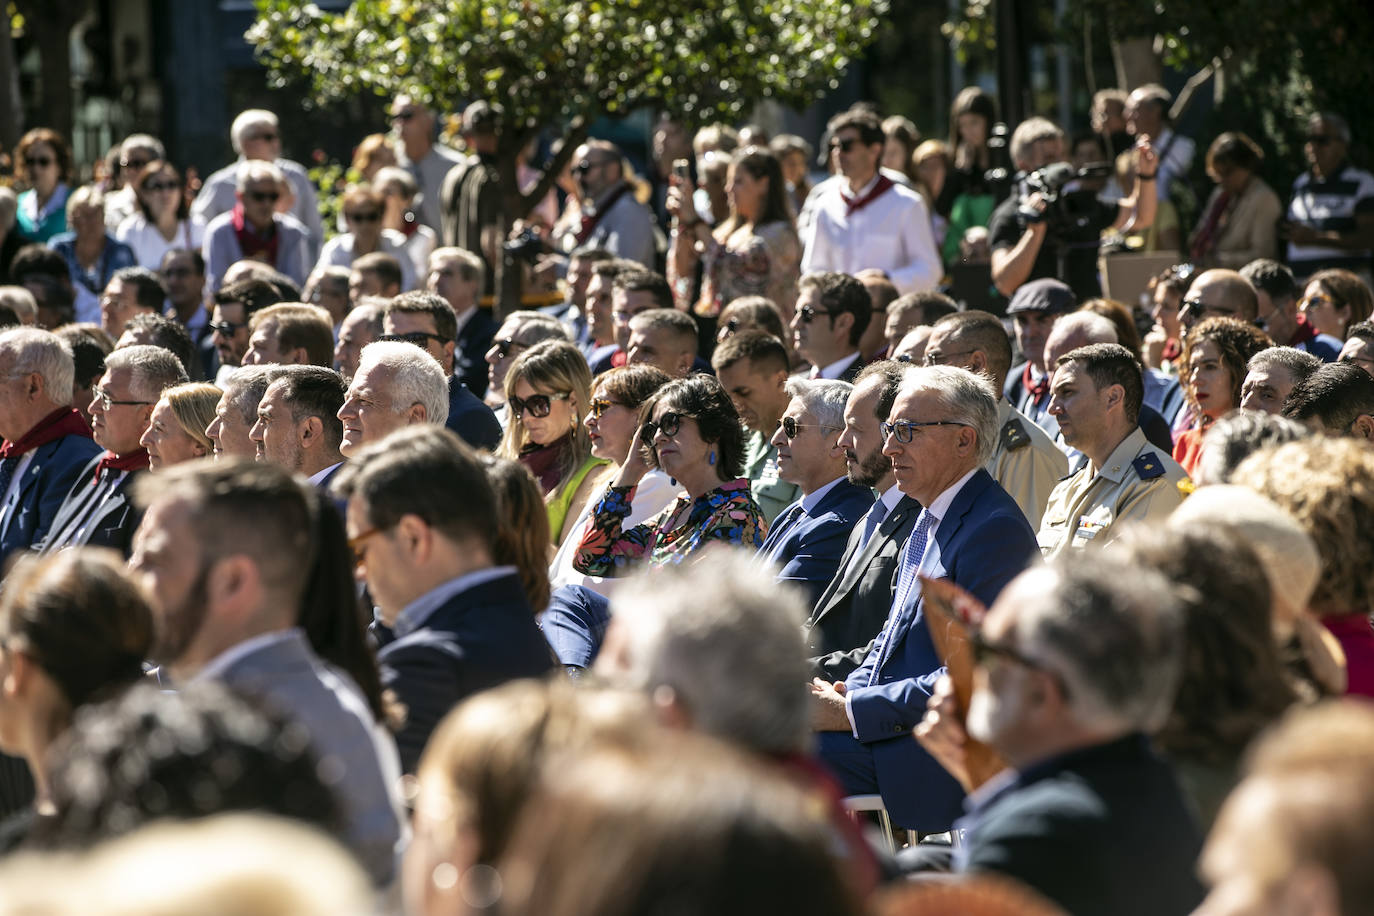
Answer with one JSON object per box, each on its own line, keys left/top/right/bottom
{"left": 503, "top": 228, "right": 547, "bottom": 263}
{"left": 1016, "top": 161, "right": 1113, "bottom": 240}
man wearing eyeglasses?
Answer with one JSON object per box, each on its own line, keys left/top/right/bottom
{"left": 380, "top": 292, "right": 500, "bottom": 451}
{"left": 800, "top": 109, "right": 941, "bottom": 295}
{"left": 756, "top": 378, "right": 874, "bottom": 607}
{"left": 396, "top": 94, "right": 466, "bottom": 238}
{"left": 1285, "top": 112, "right": 1374, "bottom": 280}
{"left": 1240, "top": 258, "right": 1342, "bottom": 361}
{"left": 1037, "top": 344, "right": 1187, "bottom": 559}
{"left": 810, "top": 365, "right": 1038, "bottom": 835}
{"left": 192, "top": 110, "right": 324, "bottom": 260}
{"left": 549, "top": 140, "right": 655, "bottom": 268}
{"left": 41, "top": 345, "right": 187, "bottom": 556}
{"left": 426, "top": 247, "right": 499, "bottom": 397}
{"left": 202, "top": 162, "right": 311, "bottom": 295}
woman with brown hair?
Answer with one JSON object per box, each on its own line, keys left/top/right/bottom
{"left": 14, "top": 129, "right": 74, "bottom": 243}
{"left": 115, "top": 160, "right": 205, "bottom": 270}
{"left": 1189, "top": 132, "right": 1281, "bottom": 268}
{"left": 1172, "top": 316, "right": 1272, "bottom": 476}
{"left": 481, "top": 454, "right": 553, "bottom": 613}
{"left": 1299, "top": 267, "right": 1374, "bottom": 344}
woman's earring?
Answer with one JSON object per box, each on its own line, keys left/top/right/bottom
{"left": 708, "top": 450, "right": 717, "bottom": 466}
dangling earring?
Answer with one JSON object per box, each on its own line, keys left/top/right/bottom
{"left": 708, "top": 450, "right": 717, "bottom": 466}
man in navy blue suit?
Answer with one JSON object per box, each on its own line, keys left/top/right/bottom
{"left": 425, "top": 247, "right": 499, "bottom": 398}
{"left": 380, "top": 290, "right": 500, "bottom": 450}
{"left": 0, "top": 328, "right": 101, "bottom": 565}
{"left": 810, "top": 364, "right": 1038, "bottom": 833}
{"left": 334, "top": 425, "right": 554, "bottom": 774}
{"left": 757, "top": 378, "right": 874, "bottom": 607}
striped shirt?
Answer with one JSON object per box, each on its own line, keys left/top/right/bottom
{"left": 1286, "top": 163, "right": 1374, "bottom": 276}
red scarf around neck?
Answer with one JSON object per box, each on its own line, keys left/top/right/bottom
{"left": 92, "top": 449, "right": 150, "bottom": 485}
{"left": 231, "top": 203, "right": 280, "bottom": 265}
{"left": 1023, "top": 362, "right": 1050, "bottom": 402}
{"left": 841, "top": 174, "right": 895, "bottom": 216}
{"left": 0, "top": 407, "right": 91, "bottom": 460}
{"left": 1289, "top": 314, "right": 1320, "bottom": 348}
{"left": 574, "top": 184, "right": 632, "bottom": 245}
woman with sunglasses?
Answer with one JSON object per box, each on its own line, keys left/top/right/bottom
{"left": 1298, "top": 268, "right": 1374, "bottom": 345}
{"left": 115, "top": 160, "right": 205, "bottom": 270}
{"left": 549, "top": 365, "right": 681, "bottom": 596}
{"left": 499, "top": 340, "right": 608, "bottom": 546}
{"left": 573, "top": 375, "right": 765, "bottom": 576}
{"left": 14, "top": 128, "right": 73, "bottom": 244}
{"left": 314, "top": 185, "right": 416, "bottom": 291}
{"left": 667, "top": 147, "right": 801, "bottom": 324}
{"left": 1172, "top": 316, "right": 1273, "bottom": 476}
{"left": 373, "top": 166, "right": 437, "bottom": 281}
{"left": 1142, "top": 263, "right": 1194, "bottom": 372}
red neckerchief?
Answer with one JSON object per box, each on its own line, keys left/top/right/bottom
{"left": 1290, "top": 314, "right": 1319, "bottom": 348}
{"left": 0, "top": 407, "right": 91, "bottom": 459}
{"left": 1162, "top": 338, "right": 1181, "bottom": 362}
{"left": 610, "top": 348, "right": 627, "bottom": 369}
{"left": 1023, "top": 362, "right": 1050, "bottom": 402}
{"left": 231, "top": 203, "right": 280, "bottom": 265}
{"left": 397, "top": 211, "right": 421, "bottom": 239}
{"left": 92, "top": 449, "right": 150, "bottom": 485}
{"left": 1188, "top": 190, "right": 1231, "bottom": 262}
{"left": 841, "top": 174, "right": 895, "bottom": 216}
{"left": 574, "top": 183, "right": 632, "bottom": 245}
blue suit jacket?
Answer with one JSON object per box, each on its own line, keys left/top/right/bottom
{"left": 758, "top": 479, "right": 875, "bottom": 607}
{"left": 456, "top": 308, "right": 499, "bottom": 399}
{"left": 446, "top": 374, "right": 502, "bottom": 452}
{"left": 0, "top": 433, "right": 101, "bottom": 565}
{"left": 378, "top": 571, "right": 556, "bottom": 773}
{"left": 843, "top": 469, "right": 1037, "bottom": 831}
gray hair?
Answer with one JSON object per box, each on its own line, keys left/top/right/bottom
{"left": 0, "top": 286, "right": 37, "bottom": 323}
{"left": 357, "top": 340, "right": 450, "bottom": 427}
{"left": 236, "top": 160, "right": 285, "bottom": 192}
{"left": 372, "top": 165, "right": 419, "bottom": 200}
{"left": 1196, "top": 409, "right": 1311, "bottom": 485}
{"left": 783, "top": 378, "right": 852, "bottom": 431}
{"left": 65, "top": 184, "right": 104, "bottom": 222}
{"left": 221, "top": 365, "right": 278, "bottom": 423}
{"left": 1049, "top": 311, "right": 1116, "bottom": 347}
{"left": 900, "top": 365, "right": 999, "bottom": 466}
{"left": 1016, "top": 554, "right": 1184, "bottom": 733}
{"left": 230, "top": 109, "right": 278, "bottom": 155}
{"left": 509, "top": 311, "right": 570, "bottom": 343}
{"left": 429, "top": 246, "right": 486, "bottom": 287}
{"left": 1010, "top": 116, "right": 1065, "bottom": 169}
{"left": 608, "top": 546, "right": 810, "bottom": 754}
{"left": 120, "top": 133, "right": 165, "bottom": 160}
{"left": 1247, "top": 345, "right": 1322, "bottom": 384}
{"left": 1312, "top": 112, "right": 1352, "bottom": 145}
{"left": 0, "top": 327, "right": 75, "bottom": 406}
{"left": 103, "top": 345, "right": 188, "bottom": 402}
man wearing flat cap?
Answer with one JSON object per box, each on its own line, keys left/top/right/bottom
{"left": 1002, "top": 278, "right": 1077, "bottom": 430}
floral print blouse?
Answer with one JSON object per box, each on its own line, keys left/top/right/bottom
{"left": 572, "top": 477, "right": 767, "bottom": 576}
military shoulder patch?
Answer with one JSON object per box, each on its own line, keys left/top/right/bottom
{"left": 1132, "top": 453, "right": 1166, "bottom": 480}
{"left": 1001, "top": 418, "right": 1031, "bottom": 451}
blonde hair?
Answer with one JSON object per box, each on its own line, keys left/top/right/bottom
{"left": 161, "top": 382, "right": 222, "bottom": 454}
{"left": 499, "top": 340, "right": 593, "bottom": 492}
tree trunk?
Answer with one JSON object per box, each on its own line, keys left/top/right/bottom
{"left": 1112, "top": 35, "right": 1162, "bottom": 90}
{"left": 0, "top": 13, "right": 22, "bottom": 149}
{"left": 15, "top": 0, "right": 92, "bottom": 143}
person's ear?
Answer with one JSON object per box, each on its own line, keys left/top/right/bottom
{"left": 969, "top": 351, "right": 989, "bottom": 375}
{"left": 957, "top": 425, "right": 977, "bottom": 457}
{"left": 832, "top": 312, "right": 855, "bottom": 341}
{"left": 1352, "top": 414, "right": 1374, "bottom": 443}
{"left": 395, "top": 513, "right": 432, "bottom": 562}
{"left": 299, "top": 416, "right": 323, "bottom": 448}
{"left": 406, "top": 402, "right": 428, "bottom": 425}
{"left": 287, "top": 347, "right": 309, "bottom": 366}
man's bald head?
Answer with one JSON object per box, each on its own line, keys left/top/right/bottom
{"left": 1183, "top": 270, "right": 1258, "bottom": 328}
{"left": 1043, "top": 311, "right": 1117, "bottom": 368}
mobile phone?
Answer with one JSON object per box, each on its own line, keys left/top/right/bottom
{"left": 672, "top": 159, "right": 690, "bottom": 181}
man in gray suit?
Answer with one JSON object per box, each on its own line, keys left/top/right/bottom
{"left": 129, "top": 460, "right": 403, "bottom": 886}
{"left": 806, "top": 360, "right": 920, "bottom": 680}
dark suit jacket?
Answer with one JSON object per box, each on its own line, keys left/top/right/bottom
{"left": 757, "top": 479, "right": 874, "bottom": 608}
{"left": 0, "top": 433, "right": 101, "bottom": 565}
{"left": 39, "top": 459, "right": 145, "bottom": 556}
{"left": 456, "top": 308, "right": 499, "bottom": 399}
{"left": 842, "top": 469, "right": 1037, "bottom": 831}
{"left": 446, "top": 375, "right": 502, "bottom": 452}
{"left": 806, "top": 495, "right": 921, "bottom": 680}
{"left": 956, "top": 733, "right": 1205, "bottom": 916}
{"left": 378, "top": 570, "right": 555, "bottom": 773}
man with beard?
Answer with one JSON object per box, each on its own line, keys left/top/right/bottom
{"left": 128, "top": 460, "right": 403, "bottom": 886}
{"left": 917, "top": 553, "right": 1203, "bottom": 916}
{"left": 209, "top": 279, "right": 280, "bottom": 385}
{"left": 756, "top": 378, "right": 873, "bottom": 607}
{"left": 248, "top": 365, "right": 346, "bottom": 490}
{"left": 805, "top": 361, "right": 923, "bottom": 679}
{"left": 711, "top": 331, "right": 799, "bottom": 523}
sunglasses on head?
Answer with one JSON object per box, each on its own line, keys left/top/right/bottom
{"left": 797, "top": 304, "right": 834, "bottom": 324}
{"left": 346, "top": 210, "right": 381, "bottom": 223}
{"left": 639, "top": 411, "right": 684, "bottom": 445}
{"left": 509, "top": 391, "right": 570, "bottom": 419}
{"left": 778, "top": 416, "right": 840, "bottom": 439}
{"left": 246, "top": 190, "right": 280, "bottom": 203}
{"left": 829, "top": 137, "right": 858, "bottom": 153}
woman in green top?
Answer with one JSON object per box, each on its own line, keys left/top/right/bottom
{"left": 498, "top": 340, "right": 608, "bottom": 547}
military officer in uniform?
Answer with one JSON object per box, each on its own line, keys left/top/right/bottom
{"left": 1038, "top": 343, "right": 1189, "bottom": 557}
{"left": 924, "top": 311, "right": 1068, "bottom": 528}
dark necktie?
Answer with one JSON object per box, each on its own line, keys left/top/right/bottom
{"left": 0, "top": 456, "right": 20, "bottom": 500}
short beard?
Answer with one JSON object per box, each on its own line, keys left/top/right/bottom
{"left": 149, "top": 564, "right": 212, "bottom": 668}
{"left": 846, "top": 445, "right": 890, "bottom": 488}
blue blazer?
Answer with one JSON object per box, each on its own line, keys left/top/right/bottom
{"left": 455, "top": 308, "right": 499, "bottom": 400}
{"left": 446, "top": 375, "right": 502, "bottom": 452}
{"left": 0, "top": 433, "right": 101, "bottom": 565}
{"left": 758, "top": 479, "right": 875, "bottom": 608}
{"left": 378, "top": 571, "right": 556, "bottom": 773}
{"left": 843, "top": 469, "right": 1037, "bottom": 831}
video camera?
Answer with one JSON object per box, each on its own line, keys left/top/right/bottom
{"left": 1015, "top": 161, "right": 1114, "bottom": 239}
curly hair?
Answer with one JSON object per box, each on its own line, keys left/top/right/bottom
{"left": 1181, "top": 316, "right": 1273, "bottom": 418}
{"left": 1232, "top": 438, "right": 1374, "bottom": 617}
{"left": 639, "top": 375, "right": 745, "bottom": 481}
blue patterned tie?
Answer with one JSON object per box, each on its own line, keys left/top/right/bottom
{"left": 0, "top": 456, "right": 20, "bottom": 500}
{"left": 763, "top": 502, "right": 805, "bottom": 564}
{"left": 868, "top": 508, "right": 934, "bottom": 686}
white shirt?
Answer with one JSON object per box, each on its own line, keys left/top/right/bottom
{"left": 800, "top": 172, "right": 942, "bottom": 294}
{"left": 116, "top": 213, "right": 206, "bottom": 270}
{"left": 314, "top": 230, "right": 417, "bottom": 291}
{"left": 810, "top": 351, "right": 862, "bottom": 380}
{"left": 0, "top": 453, "right": 37, "bottom": 540}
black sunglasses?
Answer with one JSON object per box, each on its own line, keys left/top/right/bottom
{"left": 492, "top": 336, "right": 528, "bottom": 359}
{"left": 380, "top": 331, "right": 449, "bottom": 347}
{"left": 573, "top": 159, "right": 607, "bottom": 175}
{"left": 119, "top": 157, "right": 150, "bottom": 170}
{"left": 797, "top": 304, "right": 835, "bottom": 324}
{"left": 639, "top": 411, "right": 684, "bottom": 445}
{"left": 247, "top": 190, "right": 281, "bottom": 203}
{"left": 346, "top": 210, "right": 381, "bottom": 223}
{"left": 210, "top": 321, "right": 243, "bottom": 336}
{"left": 24, "top": 156, "right": 54, "bottom": 168}
{"left": 778, "top": 416, "right": 841, "bottom": 439}
{"left": 723, "top": 317, "right": 742, "bottom": 334}
{"left": 829, "top": 137, "right": 858, "bottom": 153}
{"left": 390, "top": 110, "right": 417, "bottom": 122}
{"left": 509, "top": 391, "right": 570, "bottom": 419}
{"left": 144, "top": 181, "right": 180, "bottom": 193}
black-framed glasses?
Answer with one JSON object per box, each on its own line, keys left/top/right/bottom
{"left": 380, "top": 331, "right": 449, "bottom": 347}
{"left": 923, "top": 348, "right": 976, "bottom": 367}
{"left": 246, "top": 190, "right": 280, "bottom": 203}
{"left": 797, "top": 304, "right": 835, "bottom": 324}
{"left": 1179, "top": 297, "right": 1233, "bottom": 321}
{"left": 779, "top": 416, "right": 842, "bottom": 439}
{"left": 492, "top": 337, "right": 528, "bottom": 359}
{"left": 346, "top": 210, "right": 381, "bottom": 223}
{"left": 588, "top": 397, "right": 623, "bottom": 420}
{"left": 639, "top": 411, "right": 684, "bottom": 445}
{"left": 881, "top": 418, "right": 970, "bottom": 443}
{"left": 210, "top": 321, "right": 243, "bottom": 336}
{"left": 93, "top": 388, "right": 155, "bottom": 411}
{"left": 509, "top": 391, "right": 570, "bottom": 419}
{"left": 969, "top": 629, "right": 1072, "bottom": 700}
{"left": 830, "top": 137, "right": 858, "bottom": 153}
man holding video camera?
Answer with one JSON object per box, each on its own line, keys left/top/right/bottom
{"left": 989, "top": 117, "right": 1157, "bottom": 301}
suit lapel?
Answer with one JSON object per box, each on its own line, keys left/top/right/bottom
{"left": 811, "top": 496, "right": 917, "bottom": 624}
{"left": 44, "top": 455, "right": 106, "bottom": 549}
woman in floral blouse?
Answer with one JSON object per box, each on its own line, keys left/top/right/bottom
{"left": 667, "top": 147, "right": 801, "bottom": 324}
{"left": 573, "top": 375, "right": 766, "bottom": 575}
